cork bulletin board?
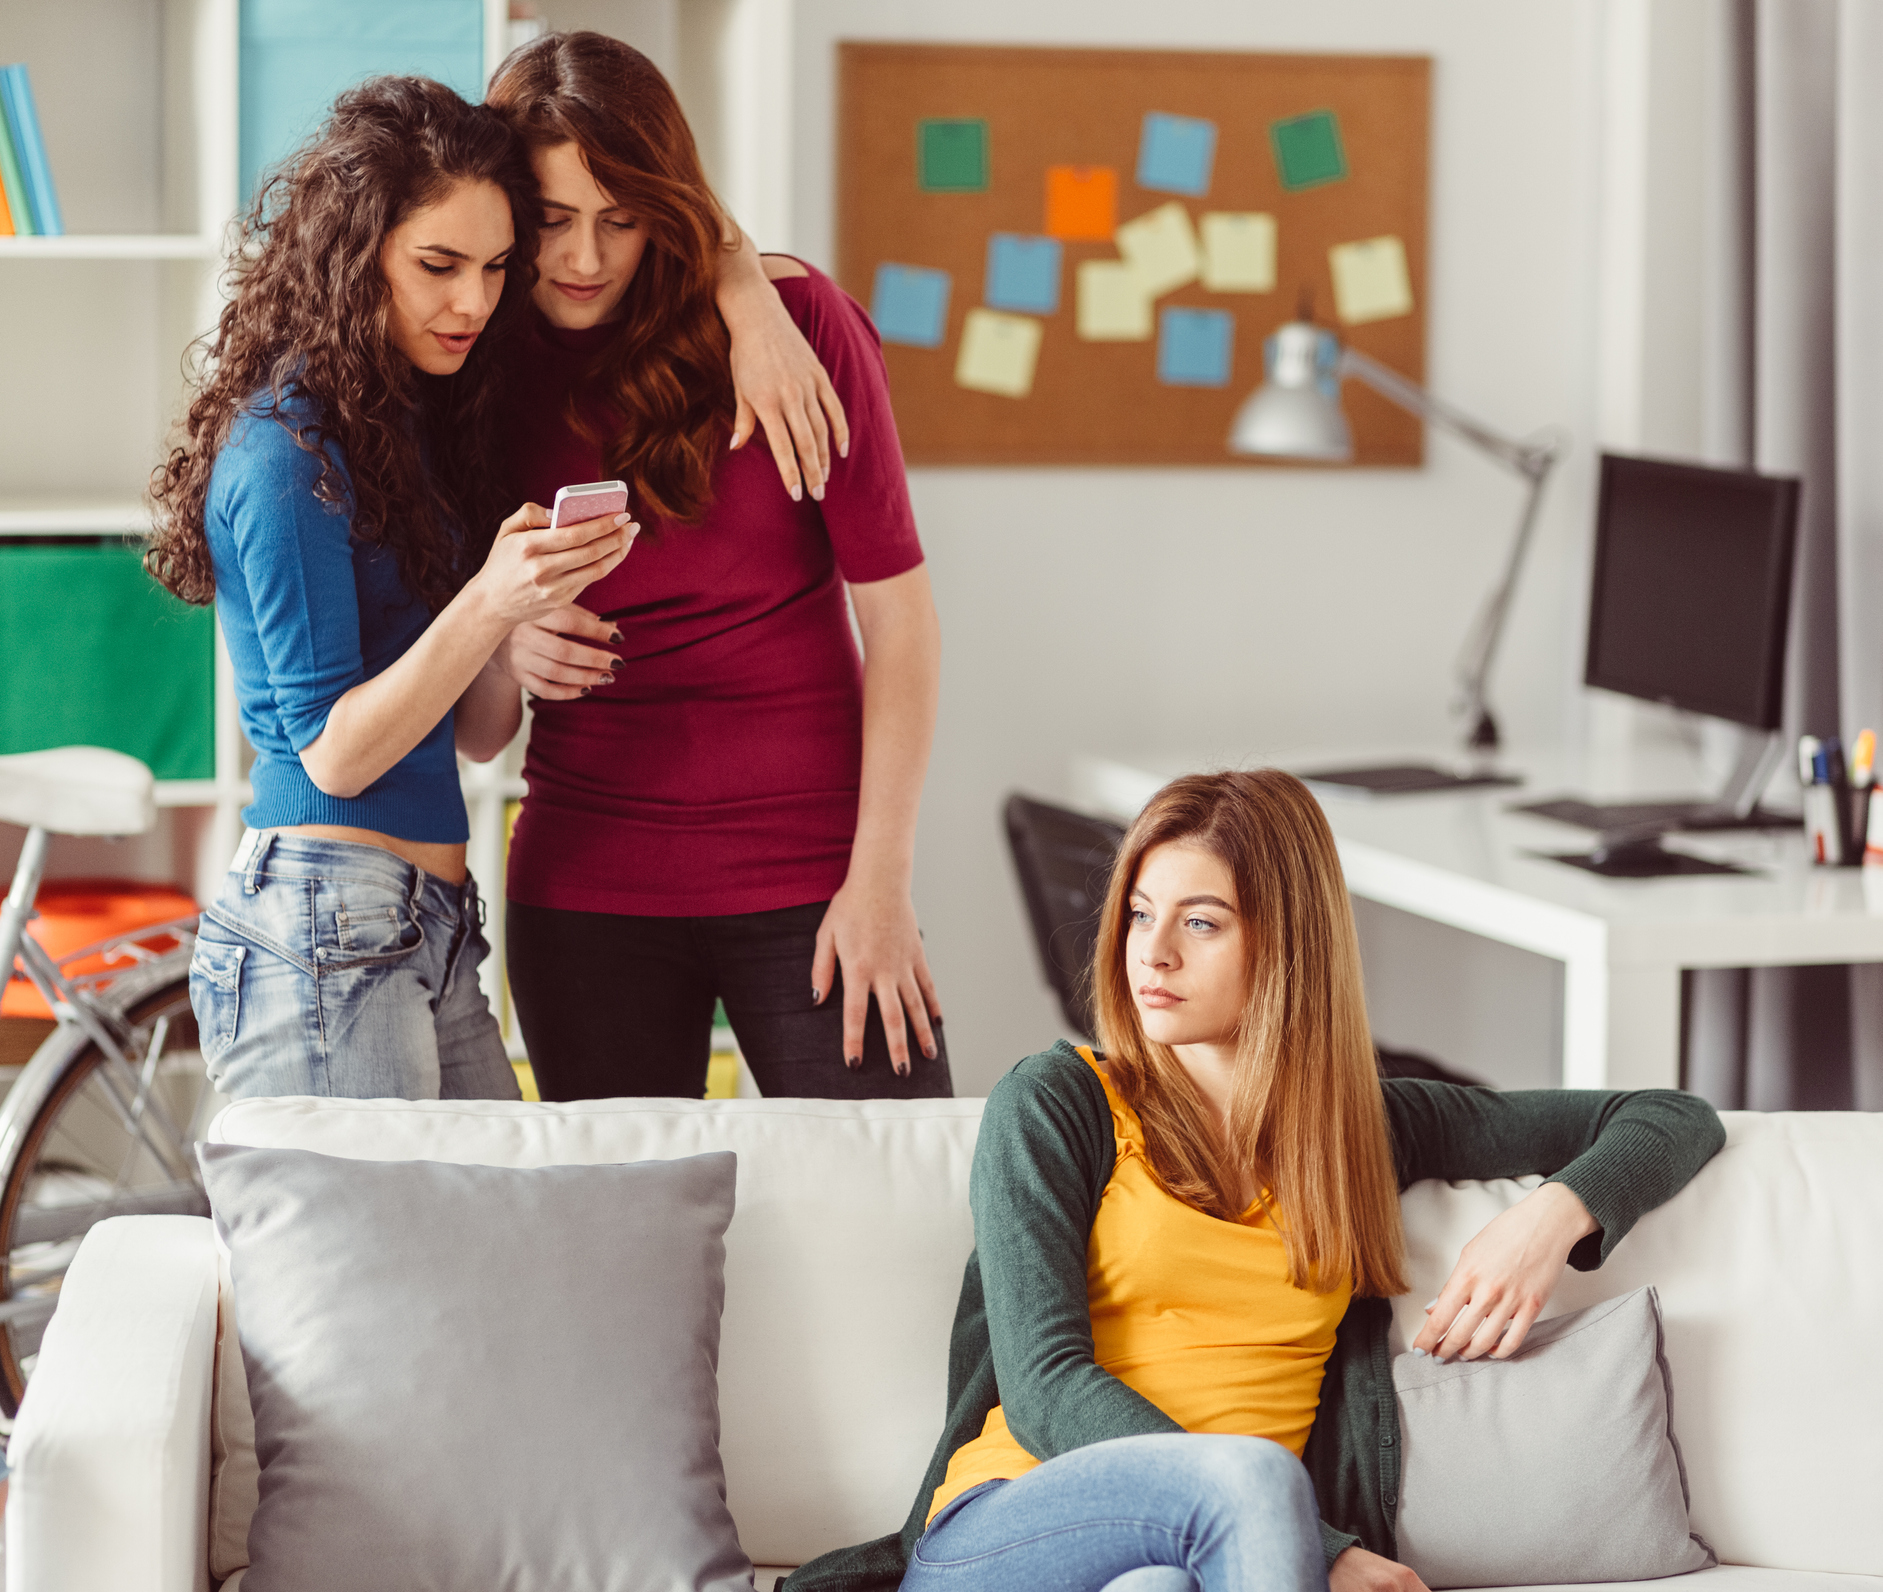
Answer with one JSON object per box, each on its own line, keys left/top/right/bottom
{"left": 837, "top": 44, "right": 1430, "bottom": 467}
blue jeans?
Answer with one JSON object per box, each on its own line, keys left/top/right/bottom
{"left": 902, "top": 1435, "right": 1327, "bottom": 1592}
{"left": 189, "top": 832, "right": 520, "bottom": 1101}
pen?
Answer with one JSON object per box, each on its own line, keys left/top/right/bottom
{"left": 1799, "top": 735, "right": 1822, "bottom": 785}
{"left": 1853, "top": 729, "right": 1875, "bottom": 788}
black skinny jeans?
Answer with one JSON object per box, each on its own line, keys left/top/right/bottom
{"left": 505, "top": 899, "right": 954, "bottom": 1100}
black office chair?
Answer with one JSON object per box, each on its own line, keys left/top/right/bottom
{"left": 1002, "top": 791, "right": 1485, "bottom": 1086}
{"left": 1003, "top": 794, "right": 1126, "bottom": 1039}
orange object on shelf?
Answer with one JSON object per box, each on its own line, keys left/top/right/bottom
{"left": 1, "top": 879, "right": 197, "bottom": 1018}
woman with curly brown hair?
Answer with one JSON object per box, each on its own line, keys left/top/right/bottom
{"left": 484, "top": 33, "right": 951, "bottom": 1103}
{"left": 147, "top": 75, "right": 840, "bottom": 1101}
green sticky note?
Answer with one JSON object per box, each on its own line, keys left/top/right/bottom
{"left": 917, "top": 118, "right": 988, "bottom": 193}
{"left": 1270, "top": 110, "right": 1347, "bottom": 191}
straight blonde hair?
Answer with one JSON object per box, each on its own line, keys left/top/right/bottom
{"left": 1093, "top": 770, "right": 1408, "bottom": 1299}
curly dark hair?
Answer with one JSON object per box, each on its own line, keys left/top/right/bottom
{"left": 487, "top": 32, "right": 736, "bottom": 524}
{"left": 147, "top": 76, "right": 541, "bottom": 611}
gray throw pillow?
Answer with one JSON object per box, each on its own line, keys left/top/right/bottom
{"left": 1394, "top": 1286, "right": 1715, "bottom": 1588}
{"left": 199, "top": 1142, "right": 751, "bottom": 1592}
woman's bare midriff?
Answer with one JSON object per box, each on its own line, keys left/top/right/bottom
{"left": 279, "top": 825, "right": 468, "bottom": 884}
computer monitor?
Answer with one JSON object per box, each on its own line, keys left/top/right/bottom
{"left": 1518, "top": 452, "right": 1801, "bottom": 869}
{"left": 1583, "top": 452, "right": 1799, "bottom": 731}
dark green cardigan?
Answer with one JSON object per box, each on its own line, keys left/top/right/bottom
{"left": 785, "top": 1041, "right": 1725, "bottom": 1592}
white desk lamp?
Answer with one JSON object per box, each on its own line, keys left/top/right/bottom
{"left": 1229, "top": 321, "right": 1562, "bottom": 782}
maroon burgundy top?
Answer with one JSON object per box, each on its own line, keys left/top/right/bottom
{"left": 501, "top": 264, "right": 926, "bottom": 917}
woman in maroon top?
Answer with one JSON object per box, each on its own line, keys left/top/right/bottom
{"left": 483, "top": 32, "right": 949, "bottom": 1099}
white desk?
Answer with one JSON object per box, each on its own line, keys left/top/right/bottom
{"left": 1072, "top": 745, "right": 1883, "bottom": 1090}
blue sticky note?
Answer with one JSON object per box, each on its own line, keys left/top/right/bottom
{"left": 1137, "top": 112, "right": 1217, "bottom": 197}
{"left": 985, "top": 234, "right": 1062, "bottom": 315}
{"left": 871, "top": 263, "right": 952, "bottom": 348}
{"left": 1158, "top": 307, "right": 1234, "bottom": 387}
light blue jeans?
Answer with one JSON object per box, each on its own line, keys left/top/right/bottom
{"left": 902, "top": 1434, "right": 1327, "bottom": 1592}
{"left": 189, "top": 832, "right": 520, "bottom": 1101}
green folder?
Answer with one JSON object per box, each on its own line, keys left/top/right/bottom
{"left": 0, "top": 542, "right": 215, "bottom": 779}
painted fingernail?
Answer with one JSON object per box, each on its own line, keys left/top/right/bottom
{"left": 840, "top": 441, "right": 849, "bottom": 458}
{"left": 608, "top": 658, "right": 622, "bottom": 672}
{"left": 1411, "top": 1348, "right": 1427, "bottom": 1358}
{"left": 790, "top": 483, "right": 803, "bottom": 503}
{"left": 811, "top": 986, "right": 821, "bottom": 1005}
{"left": 580, "top": 686, "right": 591, "bottom": 696}
{"left": 1423, "top": 1300, "right": 1438, "bottom": 1311}
{"left": 811, "top": 483, "right": 825, "bottom": 502}
{"left": 896, "top": 1063, "right": 909, "bottom": 1077}
{"left": 609, "top": 630, "right": 624, "bottom": 644}
{"left": 846, "top": 1054, "right": 861, "bottom": 1070}
{"left": 924, "top": 1043, "right": 938, "bottom": 1060}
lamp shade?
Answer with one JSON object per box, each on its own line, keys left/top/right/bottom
{"left": 1227, "top": 321, "right": 1353, "bottom": 461}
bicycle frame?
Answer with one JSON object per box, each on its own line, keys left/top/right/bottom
{"left": 1, "top": 823, "right": 203, "bottom": 1186}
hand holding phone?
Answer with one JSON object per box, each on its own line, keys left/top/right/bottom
{"left": 476, "top": 485, "right": 635, "bottom": 630}
{"left": 551, "top": 480, "right": 629, "bottom": 529}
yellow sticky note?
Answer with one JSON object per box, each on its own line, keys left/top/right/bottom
{"left": 1199, "top": 212, "right": 1277, "bottom": 292}
{"left": 955, "top": 308, "right": 1043, "bottom": 397}
{"left": 1329, "top": 235, "right": 1414, "bottom": 324}
{"left": 1115, "top": 202, "right": 1199, "bottom": 298}
{"left": 1076, "top": 260, "right": 1154, "bottom": 341}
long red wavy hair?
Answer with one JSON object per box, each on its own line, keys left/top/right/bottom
{"left": 486, "top": 32, "right": 736, "bottom": 523}
{"left": 1093, "top": 770, "right": 1408, "bottom": 1298}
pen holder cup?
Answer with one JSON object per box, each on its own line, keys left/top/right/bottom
{"left": 1807, "top": 782, "right": 1866, "bottom": 866}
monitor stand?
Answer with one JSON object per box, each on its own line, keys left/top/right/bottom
{"left": 1301, "top": 763, "right": 1521, "bottom": 797}
{"left": 1543, "top": 839, "right": 1754, "bottom": 878}
{"left": 1514, "top": 728, "right": 1795, "bottom": 835}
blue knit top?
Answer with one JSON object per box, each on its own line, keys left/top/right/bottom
{"left": 205, "top": 395, "right": 468, "bottom": 843}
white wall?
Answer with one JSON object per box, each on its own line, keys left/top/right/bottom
{"left": 744, "top": 0, "right": 1614, "bottom": 1093}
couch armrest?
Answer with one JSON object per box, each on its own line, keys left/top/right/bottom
{"left": 6, "top": 1216, "right": 220, "bottom": 1592}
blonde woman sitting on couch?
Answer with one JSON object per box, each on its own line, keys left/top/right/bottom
{"left": 788, "top": 769, "right": 1724, "bottom": 1592}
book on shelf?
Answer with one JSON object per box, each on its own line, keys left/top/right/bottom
{"left": 0, "top": 64, "right": 61, "bottom": 237}
{"left": 0, "top": 81, "right": 30, "bottom": 237}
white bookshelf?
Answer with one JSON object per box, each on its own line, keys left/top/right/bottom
{"left": 0, "top": 501, "right": 151, "bottom": 536}
{"left": 0, "top": 235, "right": 221, "bottom": 259}
{"left": 0, "top": 0, "right": 245, "bottom": 908}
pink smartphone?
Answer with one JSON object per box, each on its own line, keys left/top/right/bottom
{"left": 550, "top": 479, "right": 629, "bottom": 528}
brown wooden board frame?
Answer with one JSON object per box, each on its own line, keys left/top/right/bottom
{"left": 838, "top": 43, "right": 1429, "bottom": 467}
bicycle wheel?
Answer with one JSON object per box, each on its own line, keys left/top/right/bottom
{"left": 0, "top": 972, "right": 217, "bottom": 1415}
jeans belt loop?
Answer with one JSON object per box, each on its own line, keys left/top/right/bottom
{"left": 242, "top": 831, "right": 273, "bottom": 896}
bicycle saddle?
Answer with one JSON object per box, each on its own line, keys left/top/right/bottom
{"left": 0, "top": 747, "right": 155, "bottom": 836}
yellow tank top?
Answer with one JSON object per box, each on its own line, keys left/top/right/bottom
{"left": 929, "top": 1049, "right": 1352, "bottom": 1522}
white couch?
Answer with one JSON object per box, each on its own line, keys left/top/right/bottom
{"left": 6, "top": 1097, "right": 1880, "bottom": 1592}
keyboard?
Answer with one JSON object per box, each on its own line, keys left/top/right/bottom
{"left": 1515, "top": 798, "right": 1800, "bottom": 833}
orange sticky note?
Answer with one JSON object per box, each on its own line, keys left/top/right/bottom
{"left": 1044, "top": 166, "right": 1117, "bottom": 241}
